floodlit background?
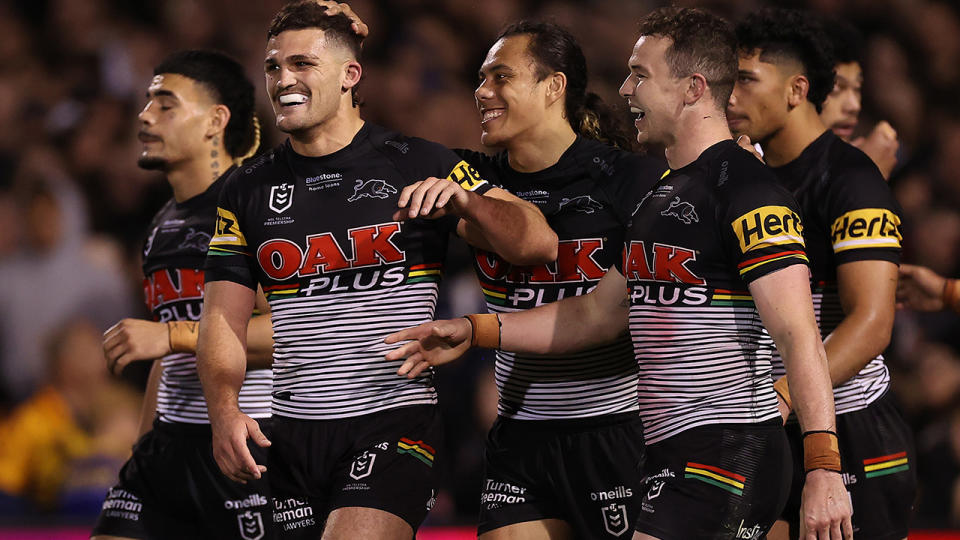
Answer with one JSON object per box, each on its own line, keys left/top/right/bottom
{"left": 0, "top": 0, "right": 958, "bottom": 534}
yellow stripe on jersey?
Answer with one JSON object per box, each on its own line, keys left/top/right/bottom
{"left": 830, "top": 208, "right": 901, "bottom": 253}
{"left": 731, "top": 205, "right": 805, "bottom": 254}
{"left": 210, "top": 207, "right": 248, "bottom": 249}
{"left": 445, "top": 160, "right": 488, "bottom": 192}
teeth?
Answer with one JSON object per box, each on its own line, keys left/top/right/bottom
{"left": 482, "top": 109, "right": 504, "bottom": 122}
{"left": 279, "top": 94, "right": 308, "bottom": 105}
{"left": 630, "top": 107, "right": 645, "bottom": 119}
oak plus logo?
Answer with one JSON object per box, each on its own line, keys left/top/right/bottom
{"left": 269, "top": 183, "right": 294, "bottom": 213}
{"left": 257, "top": 223, "right": 405, "bottom": 280}
{"left": 348, "top": 179, "right": 397, "bottom": 202}
{"left": 622, "top": 241, "right": 706, "bottom": 285}
{"left": 475, "top": 239, "right": 606, "bottom": 285}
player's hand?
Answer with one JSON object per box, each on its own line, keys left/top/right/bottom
{"left": 776, "top": 393, "right": 791, "bottom": 425}
{"left": 736, "top": 135, "right": 764, "bottom": 162}
{"left": 393, "top": 177, "right": 472, "bottom": 221}
{"left": 852, "top": 120, "right": 898, "bottom": 180}
{"left": 103, "top": 319, "right": 171, "bottom": 376}
{"left": 210, "top": 409, "right": 270, "bottom": 484}
{"left": 897, "top": 264, "right": 947, "bottom": 311}
{"left": 384, "top": 318, "right": 474, "bottom": 378}
{"left": 314, "top": 1, "right": 368, "bottom": 38}
{"left": 799, "top": 469, "right": 853, "bottom": 539}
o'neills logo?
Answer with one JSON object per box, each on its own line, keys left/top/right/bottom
{"left": 831, "top": 208, "right": 901, "bottom": 252}
{"left": 476, "top": 239, "right": 606, "bottom": 284}
{"left": 622, "top": 241, "right": 705, "bottom": 285}
{"left": 731, "top": 205, "right": 804, "bottom": 254}
{"left": 257, "top": 223, "right": 405, "bottom": 280}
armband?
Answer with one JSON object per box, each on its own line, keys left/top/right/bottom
{"left": 943, "top": 279, "right": 960, "bottom": 313}
{"left": 463, "top": 313, "right": 501, "bottom": 349}
{"left": 773, "top": 377, "right": 792, "bottom": 410}
{"left": 802, "top": 430, "right": 842, "bottom": 473}
{"left": 168, "top": 321, "right": 200, "bottom": 353}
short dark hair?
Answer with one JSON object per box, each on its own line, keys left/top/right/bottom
{"left": 637, "top": 7, "right": 738, "bottom": 110}
{"left": 154, "top": 50, "right": 258, "bottom": 160}
{"left": 497, "top": 21, "right": 635, "bottom": 149}
{"left": 822, "top": 17, "right": 864, "bottom": 66}
{"left": 736, "top": 8, "right": 837, "bottom": 112}
{"left": 267, "top": 1, "right": 362, "bottom": 107}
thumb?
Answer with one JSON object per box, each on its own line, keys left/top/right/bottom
{"left": 736, "top": 134, "right": 752, "bottom": 149}
{"left": 247, "top": 418, "right": 272, "bottom": 448}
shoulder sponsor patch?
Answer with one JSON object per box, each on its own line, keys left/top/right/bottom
{"left": 831, "top": 208, "right": 901, "bottom": 252}
{"left": 445, "top": 160, "right": 487, "bottom": 192}
{"left": 731, "top": 205, "right": 804, "bottom": 254}
{"left": 209, "top": 207, "right": 249, "bottom": 255}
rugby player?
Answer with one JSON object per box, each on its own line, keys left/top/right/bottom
{"left": 197, "top": 3, "right": 556, "bottom": 539}
{"left": 91, "top": 50, "right": 275, "bottom": 540}
{"left": 818, "top": 17, "right": 899, "bottom": 179}
{"left": 728, "top": 8, "right": 915, "bottom": 539}
{"left": 458, "top": 22, "right": 660, "bottom": 539}
{"left": 387, "top": 7, "right": 852, "bottom": 540}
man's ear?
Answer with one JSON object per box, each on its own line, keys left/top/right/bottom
{"left": 206, "top": 104, "right": 231, "bottom": 139}
{"left": 343, "top": 60, "right": 362, "bottom": 91}
{"left": 787, "top": 74, "right": 810, "bottom": 108}
{"left": 683, "top": 73, "right": 708, "bottom": 105}
{"left": 545, "top": 71, "right": 567, "bottom": 108}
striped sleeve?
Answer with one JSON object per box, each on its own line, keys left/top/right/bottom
{"left": 719, "top": 155, "right": 808, "bottom": 283}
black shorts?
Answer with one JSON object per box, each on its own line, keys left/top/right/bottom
{"left": 268, "top": 405, "right": 442, "bottom": 538}
{"left": 91, "top": 418, "right": 274, "bottom": 540}
{"left": 636, "top": 419, "right": 790, "bottom": 540}
{"left": 780, "top": 391, "right": 916, "bottom": 539}
{"left": 477, "top": 413, "right": 646, "bottom": 539}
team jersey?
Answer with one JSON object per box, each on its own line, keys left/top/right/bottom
{"left": 769, "top": 131, "right": 902, "bottom": 415}
{"left": 616, "top": 140, "right": 809, "bottom": 444}
{"left": 204, "top": 123, "right": 491, "bottom": 420}
{"left": 142, "top": 171, "right": 272, "bottom": 424}
{"left": 460, "top": 138, "right": 663, "bottom": 420}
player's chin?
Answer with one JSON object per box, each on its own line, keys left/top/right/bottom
{"left": 137, "top": 154, "right": 169, "bottom": 171}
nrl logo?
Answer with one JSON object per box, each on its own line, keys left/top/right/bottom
{"left": 237, "top": 510, "right": 265, "bottom": 540}
{"left": 349, "top": 451, "right": 376, "bottom": 480}
{"left": 601, "top": 503, "right": 630, "bottom": 537}
{"left": 269, "top": 183, "right": 294, "bottom": 214}
{"left": 348, "top": 179, "right": 398, "bottom": 202}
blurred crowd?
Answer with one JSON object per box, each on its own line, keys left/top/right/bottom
{"left": 0, "top": 0, "right": 957, "bottom": 529}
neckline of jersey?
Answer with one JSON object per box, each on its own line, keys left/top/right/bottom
{"left": 771, "top": 129, "right": 834, "bottom": 173}
{"left": 173, "top": 166, "right": 233, "bottom": 210}
{"left": 500, "top": 135, "right": 586, "bottom": 182}
{"left": 284, "top": 122, "right": 371, "bottom": 164}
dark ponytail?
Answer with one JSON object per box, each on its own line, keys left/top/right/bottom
{"left": 497, "top": 21, "right": 635, "bottom": 150}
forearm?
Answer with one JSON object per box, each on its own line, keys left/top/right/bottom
{"left": 137, "top": 360, "right": 162, "bottom": 437}
{"left": 197, "top": 312, "right": 249, "bottom": 419}
{"left": 500, "top": 291, "right": 627, "bottom": 355}
{"left": 459, "top": 191, "right": 557, "bottom": 265}
{"left": 822, "top": 313, "right": 892, "bottom": 386}
{"left": 779, "top": 332, "right": 836, "bottom": 433}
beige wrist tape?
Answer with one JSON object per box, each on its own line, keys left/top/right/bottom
{"left": 464, "top": 313, "right": 500, "bottom": 349}
{"left": 168, "top": 321, "right": 199, "bottom": 353}
{"left": 803, "top": 431, "right": 842, "bottom": 473}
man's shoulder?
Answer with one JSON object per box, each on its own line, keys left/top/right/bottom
{"left": 365, "top": 124, "right": 457, "bottom": 164}
{"left": 228, "top": 145, "right": 286, "bottom": 187}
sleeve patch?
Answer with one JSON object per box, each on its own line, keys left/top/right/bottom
{"left": 830, "top": 208, "right": 902, "bottom": 252}
{"left": 731, "top": 205, "right": 805, "bottom": 254}
{"left": 445, "top": 160, "right": 488, "bottom": 192}
{"left": 209, "top": 207, "right": 249, "bottom": 255}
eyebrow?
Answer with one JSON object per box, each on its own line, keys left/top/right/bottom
{"left": 479, "top": 63, "right": 513, "bottom": 75}
{"left": 146, "top": 89, "right": 178, "bottom": 99}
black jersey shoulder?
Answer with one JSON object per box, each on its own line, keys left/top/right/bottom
{"left": 455, "top": 148, "right": 506, "bottom": 187}
{"left": 366, "top": 125, "right": 487, "bottom": 191}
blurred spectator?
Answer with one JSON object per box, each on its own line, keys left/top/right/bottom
{"left": 0, "top": 319, "right": 140, "bottom": 515}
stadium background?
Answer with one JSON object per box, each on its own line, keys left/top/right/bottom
{"left": 0, "top": 0, "right": 958, "bottom": 536}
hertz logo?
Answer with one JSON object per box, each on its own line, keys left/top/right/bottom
{"left": 446, "top": 160, "right": 487, "bottom": 192}
{"left": 831, "top": 208, "right": 901, "bottom": 252}
{"left": 732, "top": 205, "right": 804, "bottom": 254}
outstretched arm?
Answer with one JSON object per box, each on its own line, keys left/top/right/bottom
{"left": 197, "top": 280, "right": 270, "bottom": 484}
{"left": 386, "top": 268, "right": 630, "bottom": 377}
{"left": 897, "top": 263, "right": 956, "bottom": 312}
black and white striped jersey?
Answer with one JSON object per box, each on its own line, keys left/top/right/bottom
{"left": 204, "top": 123, "right": 491, "bottom": 420}
{"left": 142, "top": 171, "right": 272, "bottom": 424}
{"left": 770, "top": 131, "right": 902, "bottom": 415}
{"left": 616, "top": 140, "right": 809, "bottom": 444}
{"left": 460, "top": 139, "right": 663, "bottom": 420}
